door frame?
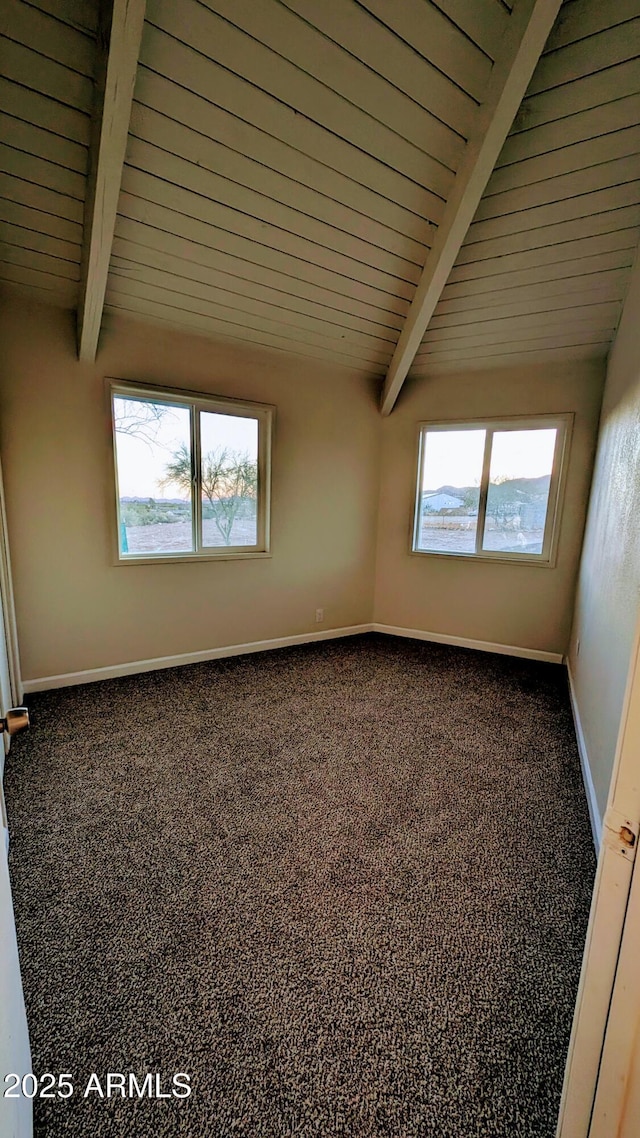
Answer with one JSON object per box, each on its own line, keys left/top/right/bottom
{"left": 0, "top": 449, "right": 32, "bottom": 1137}
{"left": 0, "top": 453, "right": 22, "bottom": 709}
{"left": 557, "top": 615, "right": 640, "bottom": 1137}
{"left": 589, "top": 842, "right": 640, "bottom": 1136}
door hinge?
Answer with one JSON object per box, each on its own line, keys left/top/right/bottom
{"left": 603, "top": 807, "right": 638, "bottom": 863}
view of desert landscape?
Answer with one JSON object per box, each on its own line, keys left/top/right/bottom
{"left": 417, "top": 514, "right": 546, "bottom": 555}
{"left": 121, "top": 510, "right": 257, "bottom": 553}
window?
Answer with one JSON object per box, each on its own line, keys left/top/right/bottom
{"left": 412, "top": 415, "right": 571, "bottom": 564}
{"left": 110, "top": 381, "right": 273, "bottom": 563}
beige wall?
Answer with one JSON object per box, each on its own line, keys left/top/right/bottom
{"left": 0, "top": 292, "right": 607, "bottom": 686}
{"left": 568, "top": 255, "right": 640, "bottom": 820}
{"left": 0, "top": 294, "right": 380, "bottom": 682}
{"left": 374, "top": 361, "right": 604, "bottom": 656}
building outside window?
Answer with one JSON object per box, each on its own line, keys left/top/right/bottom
{"left": 412, "top": 415, "right": 572, "bottom": 565}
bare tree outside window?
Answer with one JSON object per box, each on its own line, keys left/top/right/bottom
{"left": 112, "top": 383, "right": 271, "bottom": 560}
{"left": 113, "top": 396, "right": 193, "bottom": 554}
{"left": 163, "top": 444, "right": 258, "bottom": 546}
{"left": 113, "top": 397, "right": 170, "bottom": 446}
{"left": 484, "top": 474, "right": 526, "bottom": 530}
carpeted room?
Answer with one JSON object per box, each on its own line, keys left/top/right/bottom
{"left": 6, "top": 635, "right": 596, "bottom": 1137}
{"left": 0, "top": 211, "right": 634, "bottom": 1138}
{"left": 0, "top": 292, "right": 609, "bottom": 1137}
{"left": 0, "top": 286, "right": 610, "bottom": 1138}
{"left": 2, "top": 0, "right": 640, "bottom": 1135}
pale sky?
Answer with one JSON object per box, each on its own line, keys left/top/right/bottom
{"left": 422, "top": 429, "right": 485, "bottom": 491}
{"left": 423, "top": 428, "right": 557, "bottom": 492}
{"left": 114, "top": 398, "right": 258, "bottom": 498}
{"left": 489, "top": 429, "right": 556, "bottom": 482}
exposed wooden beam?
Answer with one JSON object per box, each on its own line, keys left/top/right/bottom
{"left": 77, "top": 0, "right": 146, "bottom": 361}
{"left": 379, "top": 0, "right": 563, "bottom": 415}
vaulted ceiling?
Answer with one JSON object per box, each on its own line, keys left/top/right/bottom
{"left": 1, "top": 0, "right": 639, "bottom": 411}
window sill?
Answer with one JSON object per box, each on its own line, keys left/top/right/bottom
{"left": 114, "top": 551, "right": 272, "bottom": 567}
{"left": 409, "top": 548, "right": 556, "bottom": 568}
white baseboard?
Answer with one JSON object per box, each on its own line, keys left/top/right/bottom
{"left": 372, "top": 623, "right": 564, "bottom": 664}
{"left": 567, "top": 663, "right": 602, "bottom": 851}
{"left": 24, "top": 622, "right": 565, "bottom": 692}
{"left": 22, "top": 624, "right": 374, "bottom": 693}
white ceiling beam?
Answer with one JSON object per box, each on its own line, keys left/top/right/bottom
{"left": 77, "top": 0, "right": 146, "bottom": 361}
{"left": 379, "top": 0, "right": 563, "bottom": 415}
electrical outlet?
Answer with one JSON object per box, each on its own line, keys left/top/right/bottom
{"left": 315, "top": 608, "right": 324, "bottom": 623}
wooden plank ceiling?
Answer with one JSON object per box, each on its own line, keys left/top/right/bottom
{"left": 106, "top": 0, "right": 501, "bottom": 373}
{"left": 0, "top": 0, "right": 97, "bottom": 307}
{"left": 1, "top": 0, "right": 639, "bottom": 386}
{"left": 412, "top": 0, "right": 640, "bottom": 374}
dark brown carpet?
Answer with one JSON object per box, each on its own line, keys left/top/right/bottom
{"left": 5, "top": 633, "right": 595, "bottom": 1137}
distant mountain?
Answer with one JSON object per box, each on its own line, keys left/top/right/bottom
{"left": 425, "top": 475, "right": 550, "bottom": 498}
{"left": 493, "top": 474, "right": 551, "bottom": 496}
{"left": 120, "top": 496, "right": 188, "bottom": 505}
{"left": 430, "top": 484, "right": 472, "bottom": 498}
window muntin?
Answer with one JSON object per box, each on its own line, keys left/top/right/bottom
{"left": 111, "top": 382, "right": 272, "bottom": 563}
{"left": 412, "top": 416, "right": 571, "bottom": 564}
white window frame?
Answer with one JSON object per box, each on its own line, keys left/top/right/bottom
{"left": 109, "top": 380, "right": 273, "bottom": 565}
{"left": 411, "top": 413, "right": 573, "bottom": 567}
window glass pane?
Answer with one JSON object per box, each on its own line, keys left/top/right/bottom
{"left": 482, "top": 429, "right": 557, "bottom": 555}
{"left": 200, "top": 412, "right": 259, "bottom": 548}
{"left": 416, "top": 429, "right": 485, "bottom": 554}
{"left": 113, "top": 397, "right": 193, "bottom": 555}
